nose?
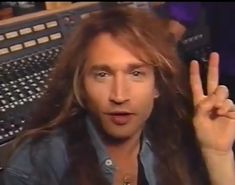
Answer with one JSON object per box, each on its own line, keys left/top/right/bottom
{"left": 109, "top": 74, "right": 130, "bottom": 104}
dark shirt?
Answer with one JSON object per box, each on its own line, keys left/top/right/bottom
{"left": 3, "top": 117, "right": 157, "bottom": 185}
{"left": 138, "top": 155, "right": 149, "bottom": 185}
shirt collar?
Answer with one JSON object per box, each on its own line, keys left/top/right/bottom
{"left": 85, "top": 116, "right": 152, "bottom": 166}
{"left": 86, "top": 116, "right": 110, "bottom": 167}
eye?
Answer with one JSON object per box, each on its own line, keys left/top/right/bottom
{"left": 131, "top": 70, "right": 144, "bottom": 77}
{"left": 95, "top": 71, "right": 109, "bottom": 78}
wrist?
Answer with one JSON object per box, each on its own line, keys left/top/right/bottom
{"left": 201, "top": 149, "right": 235, "bottom": 185}
{"left": 201, "top": 148, "right": 234, "bottom": 158}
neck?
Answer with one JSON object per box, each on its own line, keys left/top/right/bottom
{"left": 104, "top": 132, "right": 142, "bottom": 162}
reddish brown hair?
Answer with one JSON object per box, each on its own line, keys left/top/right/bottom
{"left": 14, "top": 6, "right": 211, "bottom": 185}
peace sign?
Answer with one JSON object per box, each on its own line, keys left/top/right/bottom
{"left": 190, "top": 52, "right": 235, "bottom": 153}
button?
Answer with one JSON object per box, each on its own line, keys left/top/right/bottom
{"left": 22, "top": 98, "right": 27, "bottom": 102}
{"left": 0, "top": 35, "right": 4, "bottom": 41}
{"left": 19, "top": 27, "right": 32, "bottom": 35}
{"left": 50, "top": 33, "right": 62, "bottom": 40}
{"left": 0, "top": 108, "right": 6, "bottom": 112}
{"left": 3, "top": 87, "right": 9, "bottom": 91}
{"left": 0, "top": 48, "right": 9, "bottom": 56}
{"left": 35, "top": 87, "right": 41, "bottom": 92}
{"left": 1, "top": 100, "right": 7, "bottom": 105}
{"left": 24, "top": 40, "right": 37, "bottom": 48}
{"left": 10, "top": 104, "right": 15, "bottom": 108}
{"left": 5, "top": 31, "right": 18, "bottom": 39}
{"left": 19, "top": 93, "right": 25, "bottom": 98}
{"left": 46, "top": 21, "right": 58, "bottom": 28}
{"left": 33, "top": 24, "right": 46, "bottom": 32}
{"left": 37, "top": 36, "right": 49, "bottom": 44}
{"left": 10, "top": 96, "right": 16, "bottom": 101}
{"left": 105, "top": 159, "right": 113, "bottom": 166}
{"left": 64, "top": 16, "right": 70, "bottom": 22}
{"left": 19, "top": 101, "right": 24, "bottom": 105}
{"left": 20, "top": 82, "right": 26, "bottom": 85}
{"left": 10, "top": 44, "right": 23, "bottom": 52}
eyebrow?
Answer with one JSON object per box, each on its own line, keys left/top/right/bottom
{"left": 89, "top": 64, "right": 112, "bottom": 72}
{"left": 89, "top": 63, "right": 149, "bottom": 73}
{"left": 127, "top": 63, "right": 149, "bottom": 71}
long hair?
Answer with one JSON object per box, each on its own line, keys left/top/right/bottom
{"left": 12, "top": 6, "right": 211, "bottom": 185}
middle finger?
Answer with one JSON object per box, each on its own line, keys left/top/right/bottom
{"left": 207, "top": 52, "right": 219, "bottom": 95}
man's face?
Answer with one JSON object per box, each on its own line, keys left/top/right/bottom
{"left": 83, "top": 33, "right": 156, "bottom": 140}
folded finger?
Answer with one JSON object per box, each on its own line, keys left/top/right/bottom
{"left": 213, "top": 85, "right": 229, "bottom": 107}
{"left": 217, "top": 99, "right": 234, "bottom": 115}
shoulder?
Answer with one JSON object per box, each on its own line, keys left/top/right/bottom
{"left": 3, "top": 128, "right": 69, "bottom": 185}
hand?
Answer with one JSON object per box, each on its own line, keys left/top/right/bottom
{"left": 190, "top": 52, "right": 235, "bottom": 154}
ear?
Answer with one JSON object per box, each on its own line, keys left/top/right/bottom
{"left": 154, "top": 88, "right": 159, "bottom": 98}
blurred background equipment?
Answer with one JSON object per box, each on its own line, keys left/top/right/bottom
{"left": 45, "top": 2, "right": 72, "bottom": 10}
{"left": 152, "top": 2, "right": 235, "bottom": 101}
{"left": 0, "top": 2, "right": 46, "bottom": 17}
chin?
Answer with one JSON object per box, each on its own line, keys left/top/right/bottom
{"left": 102, "top": 126, "right": 140, "bottom": 142}
{"left": 103, "top": 131, "right": 133, "bottom": 143}
{"left": 107, "top": 131, "right": 132, "bottom": 140}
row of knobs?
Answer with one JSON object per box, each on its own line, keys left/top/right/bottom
{"left": 0, "top": 46, "right": 62, "bottom": 112}
{"left": 0, "top": 46, "right": 62, "bottom": 145}
{"left": 0, "top": 47, "right": 60, "bottom": 82}
{"left": 0, "top": 119, "right": 25, "bottom": 145}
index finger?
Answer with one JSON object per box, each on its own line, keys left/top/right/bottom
{"left": 207, "top": 52, "right": 219, "bottom": 95}
{"left": 190, "top": 60, "right": 204, "bottom": 105}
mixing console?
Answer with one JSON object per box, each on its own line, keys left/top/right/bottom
{"left": 0, "top": 3, "right": 105, "bottom": 170}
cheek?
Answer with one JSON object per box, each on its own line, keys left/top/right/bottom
{"left": 138, "top": 90, "right": 155, "bottom": 110}
{"left": 83, "top": 79, "right": 109, "bottom": 111}
{"left": 131, "top": 83, "right": 156, "bottom": 113}
{"left": 132, "top": 80, "right": 156, "bottom": 99}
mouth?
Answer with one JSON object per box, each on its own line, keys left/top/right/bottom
{"left": 104, "top": 111, "right": 134, "bottom": 125}
{"left": 106, "top": 111, "right": 134, "bottom": 116}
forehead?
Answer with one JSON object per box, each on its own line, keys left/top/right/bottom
{"left": 85, "top": 33, "right": 148, "bottom": 69}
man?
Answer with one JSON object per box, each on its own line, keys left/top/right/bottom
{"left": 3, "top": 6, "right": 235, "bottom": 185}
